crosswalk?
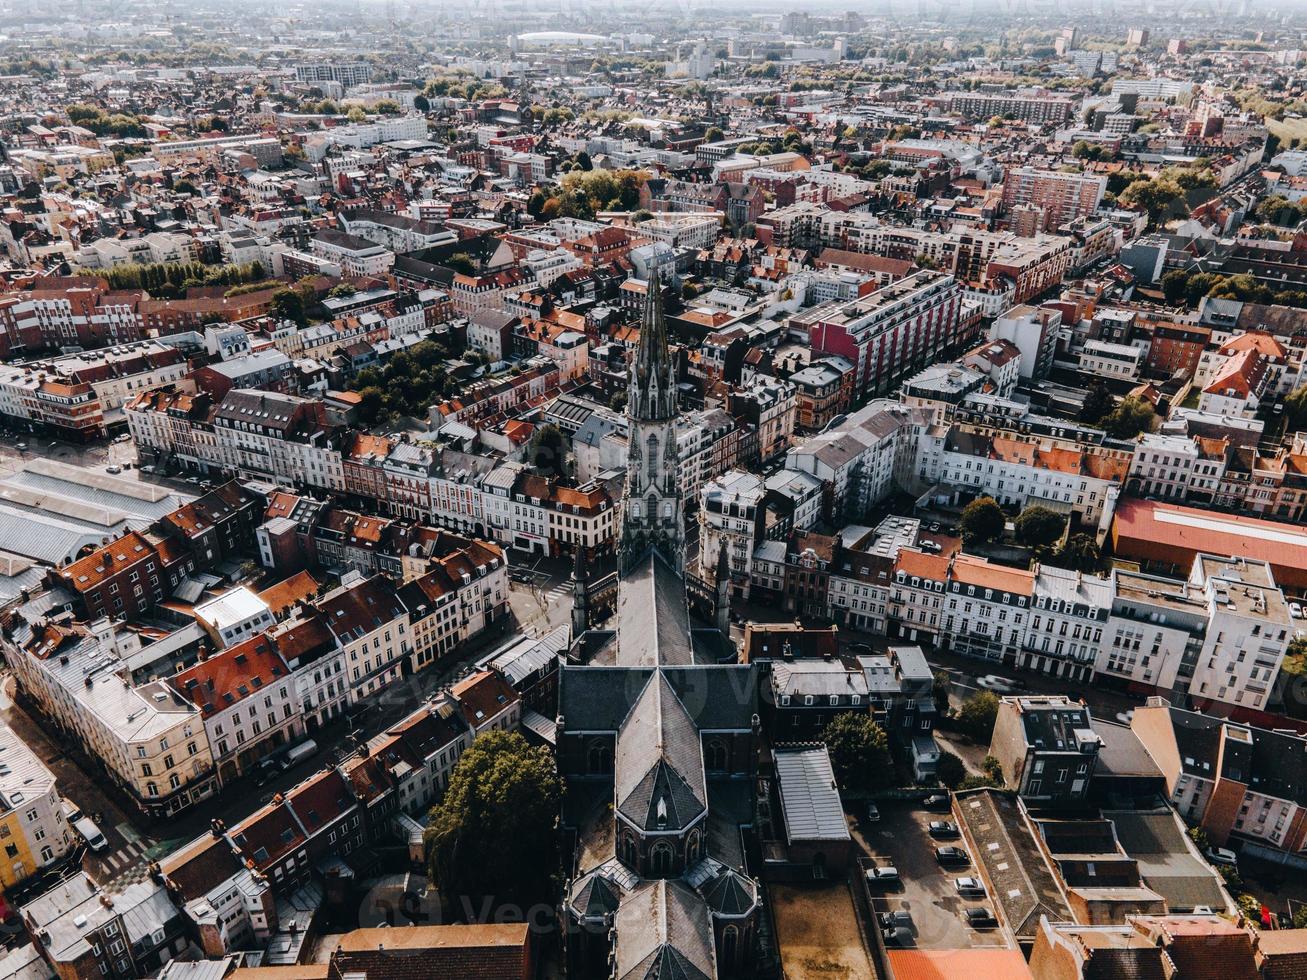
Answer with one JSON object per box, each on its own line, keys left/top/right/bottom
{"left": 542, "top": 582, "right": 573, "bottom": 602}
{"left": 93, "top": 837, "right": 155, "bottom": 889}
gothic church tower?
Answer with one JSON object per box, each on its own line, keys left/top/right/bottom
{"left": 619, "top": 277, "right": 684, "bottom": 574}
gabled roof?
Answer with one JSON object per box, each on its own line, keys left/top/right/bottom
{"left": 613, "top": 879, "right": 715, "bottom": 980}
{"left": 615, "top": 672, "right": 706, "bottom": 833}
{"left": 615, "top": 551, "right": 694, "bottom": 667}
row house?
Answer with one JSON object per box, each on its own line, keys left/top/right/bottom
{"left": 481, "top": 463, "right": 617, "bottom": 558}
{"left": 889, "top": 547, "right": 1035, "bottom": 662}
{"left": 157, "top": 696, "right": 475, "bottom": 959}
{"left": 2, "top": 617, "right": 217, "bottom": 820}
{"left": 54, "top": 529, "right": 192, "bottom": 621}
{"left": 1134, "top": 699, "right": 1307, "bottom": 857}
{"left": 211, "top": 389, "right": 343, "bottom": 489}
{"left": 316, "top": 574, "right": 410, "bottom": 704}
{"left": 727, "top": 377, "right": 797, "bottom": 464}
{"left": 397, "top": 536, "right": 510, "bottom": 672}
{"left": 173, "top": 634, "right": 302, "bottom": 787}
{"left": 917, "top": 424, "right": 1131, "bottom": 525}
{"left": 784, "top": 399, "right": 927, "bottom": 523}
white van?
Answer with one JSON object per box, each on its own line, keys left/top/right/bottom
{"left": 73, "top": 816, "right": 108, "bottom": 852}
{"left": 282, "top": 739, "right": 318, "bottom": 769}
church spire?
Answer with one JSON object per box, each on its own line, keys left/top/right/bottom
{"left": 628, "top": 277, "right": 677, "bottom": 424}
{"left": 619, "top": 271, "right": 684, "bottom": 575}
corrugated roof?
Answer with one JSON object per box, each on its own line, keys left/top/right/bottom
{"left": 773, "top": 745, "right": 849, "bottom": 844}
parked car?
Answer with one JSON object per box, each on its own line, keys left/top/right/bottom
{"left": 1205, "top": 846, "right": 1238, "bottom": 868}
{"left": 928, "top": 820, "right": 959, "bottom": 838}
{"left": 881, "top": 926, "right": 913, "bottom": 947}
{"left": 140, "top": 465, "right": 155, "bottom": 475}
{"left": 14, "top": 442, "right": 26, "bottom": 451}
{"left": 955, "top": 876, "right": 985, "bottom": 895}
{"left": 965, "top": 907, "right": 997, "bottom": 928}
{"left": 254, "top": 758, "right": 280, "bottom": 786}
{"left": 935, "top": 846, "right": 970, "bottom": 865}
{"left": 879, "top": 911, "right": 914, "bottom": 933}
{"left": 105, "top": 465, "right": 121, "bottom": 474}
{"left": 281, "top": 739, "right": 318, "bottom": 769}
{"left": 866, "top": 865, "right": 900, "bottom": 884}
{"left": 923, "top": 794, "right": 950, "bottom": 811}
{"left": 60, "top": 799, "right": 83, "bottom": 823}
{"left": 977, "top": 674, "right": 1019, "bottom": 693}
{"left": 863, "top": 802, "right": 880, "bottom": 824}
{"left": 72, "top": 815, "right": 108, "bottom": 853}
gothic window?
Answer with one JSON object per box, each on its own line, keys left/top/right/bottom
{"left": 587, "top": 739, "right": 611, "bottom": 774}
{"left": 631, "top": 501, "right": 641, "bottom": 519}
{"left": 647, "top": 493, "right": 659, "bottom": 522}
{"left": 723, "top": 926, "right": 738, "bottom": 964}
{"left": 651, "top": 841, "right": 674, "bottom": 876}
{"left": 646, "top": 434, "right": 658, "bottom": 481}
{"left": 707, "top": 740, "right": 728, "bottom": 771}
{"left": 662, "top": 501, "right": 674, "bottom": 521}
{"left": 621, "top": 832, "right": 638, "bottom": 868}
{"left": 686, "top": 829, "right": 703, "bottom": 864}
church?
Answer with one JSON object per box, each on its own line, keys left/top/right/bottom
{"left": 557, "top": 279, "right": 764, "bottom": 978}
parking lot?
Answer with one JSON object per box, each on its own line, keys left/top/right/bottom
{"left": 855, "top": 799, "right": 1013, "bottom": 952}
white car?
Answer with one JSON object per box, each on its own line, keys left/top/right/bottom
{"left": 977, "top": 675, "right": 1018, "bottom": 693}
{"left": 866, "top": 866, "right": 900, "bottom": 883}
{"left": 1205, "top": 847, "right": 1238, "bottom": 868}
{"left": 955, "top": 876, "right": 985, "bottom": 895}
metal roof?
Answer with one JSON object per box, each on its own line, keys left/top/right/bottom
{"left": 773, "top": 745, "right": 850, "bottom": 844}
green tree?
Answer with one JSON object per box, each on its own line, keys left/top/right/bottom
{"left": 933, "top": 670, "right": 952, "bottom": 716}
{"left": 346, "top": 105, "right": 368, "bottom": 122}
{"left": 446, "top": 252, "right": 477, "bottom": 276}
{"left": 527, "top": 423, "right": 572, "bottom": 479}
{"left": 704, "top": 126, "right": 724, "bottom": 142}
{"left": 269, "top": 287, "right": 307, "bottom": 326}
{"left": 1051, "top": 533, "right": 1103, "bottom": 573}
{"left": 425, "top": 730, "right": 561, "bottom": 914}
{"left": 937, "top": 750, "right": 966, "bottom": 790}
{"left": 1080, "top": 382, "right": 1115, "bottom": 424}
{"left": 980, "top": 755, "right": 1004, "bottom": 784}
{"left": 820, "top": 713, "right": 891, "bottom": 793}
{"left": 1013, "top": 505, "right": 1067, "bottom": 549}
{"left": 957, "top": 691, "right": 1000, "bottom": 744}
{"left": 959, "top": 496, "right": 1005, "bottom": 545}
{"left": 328, "top": 282, "right": 357, "bottom": 299}
{"left": 1102, "top": 396, "right": 1155, "bottom": 439}
{"left": 1285, "top": 384, "right": 1307, "bottom": 432}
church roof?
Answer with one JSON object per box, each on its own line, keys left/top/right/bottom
{"left": 699, "top": 865, "right": 758, "bottom": 917}
{"left": 559, "top": 663, "right": 759, "bottom": 734}
{"left": 615, "top": 672, "right": 707, "bottom": 833}
{"left": 616, "top": 550, "right": 695, "bottom": 667}
{"left": 614, "top": 879, "right": 716, "bottom": 980}
{"left": 570, "top": 868, "right": 623, "bottom": 920}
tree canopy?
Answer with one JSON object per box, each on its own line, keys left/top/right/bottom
{"left": 425, "top": 730, "right": 562, "bottom": 915}
{"left": 820, "top": 713, "right": 891, "bottom": 792}
{"left": 1049, "top": 533, "right": 1103, "bottom": 573}
{"left": 959, "top": 496, "right": 1005, "bottom": 545}
{"left": 1013, "top": 506, "right": 1067, "bottom": 549}
{"left": 1102, "top": 396, "right": 1155, "bottom": 439}
{"left": 527, "top": 423, "right": 572, "bottom": 479}
{"left": 1080, "top": 383, "right": 1115, "bottom": 425}
{"left": 957, "top": 691, "right": 1000, "bottom": 744}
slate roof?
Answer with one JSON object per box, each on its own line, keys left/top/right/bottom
{"left": 613, "top": 879, "right": 715, "bottom": 980}
{"left": 615, "top": 672, "right": 707, "bottom": 833}
{"left": 616, "top": 552, "right": 695, "bottom": 667}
